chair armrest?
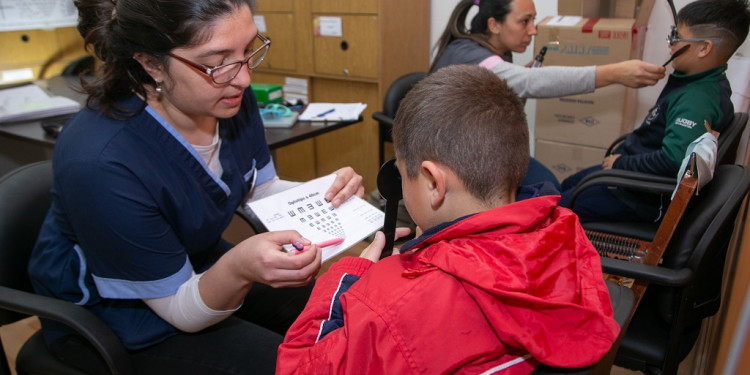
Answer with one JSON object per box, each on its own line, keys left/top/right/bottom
{"left": 599, "top": 257, "right": 695, "bottom": 287}
{"left": 569, "top": 169, "right": 676, "bottom": 208}
{"left": 235, "top": 205, "right": 268, "bottom": 234}
{"left": 0, "top": 286, "right": 135, "bottom": 375}
{"left": 576, "top": 169, "right": 675, "bottom": 188}
{"left": 605, "top": 134, "right": 629, "bottom": 156}
{"left": 372, "top": 112, "right": 394, "bottom": 126}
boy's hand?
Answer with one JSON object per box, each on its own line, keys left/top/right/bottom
{"left": 360, "top": 228, "right": 412, "bottom": 262}
{"left": 705, "top": 120, "right": 720, "bottom": 139}
{"left": 602, "top": 154, "right": 621, "bottom": 170}
{"left": 596, "top": 60, "right": 666, "bottom": 88}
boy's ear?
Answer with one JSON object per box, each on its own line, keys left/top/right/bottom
{"left": 133, "top": 52, "right": 165, "bottom": 83}
{"left": 421, "top": 161, "right": 446, "bottom": 208}
{"left": 697, "top": 40, "right": 714, "bottom": 57}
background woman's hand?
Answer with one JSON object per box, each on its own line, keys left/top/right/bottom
{"left": 596, "top": 60, "right": 665, "bottom": 89}
{"left": 233, "top": 230, "right": 321, "bottom": 288}
{"left": 325, "top": 166, "right": 365, "bottom": 208}
{"left": 359, "top": 228, "right": 412, "bottom": 262}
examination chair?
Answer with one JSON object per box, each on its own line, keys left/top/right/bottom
{"left": 371, "top": 72, "right": 427, "bottom": 167}
{"left": 585, "top": 163, "right": 750, "bottom": 375}
{"left": 0, "top": 161, "right": 135, "bottom": 375}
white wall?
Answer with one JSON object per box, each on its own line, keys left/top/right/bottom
{"left": 429, "top": 0, "right": 750, "bottom": 154}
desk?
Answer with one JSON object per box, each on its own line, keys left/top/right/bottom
{"left": 0, "top": 76, "right": 361, "bottom": 175}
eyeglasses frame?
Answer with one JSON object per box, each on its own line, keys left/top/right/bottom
{"left": 667, "top": 25, "right": 722, "bottom": 46}
{"left": 167, "top": 33, "right": 271, "bottom": 84}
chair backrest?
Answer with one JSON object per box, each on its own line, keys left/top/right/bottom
{"left": 382, "top": 72, "right": 427, "bottom": 117}
{"left": 0, "top": 161, "right": 53, "bottom": 324}
{"left": 653, "top": 164, "right": 750, "bottom": 323}
{"left": 717, "top": 112, "right": 748, "bottom": 165}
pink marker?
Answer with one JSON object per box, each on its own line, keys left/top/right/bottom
{"left": 303, "top": 237, "right": 344, "bottom": 251}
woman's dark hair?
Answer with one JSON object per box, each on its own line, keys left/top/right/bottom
{"left": 74, "top": 0, "right": 257, "bottom": 118}
{"left": 430, "top": 0, "right": 512, "bottom": 72}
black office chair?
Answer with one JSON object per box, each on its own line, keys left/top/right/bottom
{"left": 0, "top": 161, "right": 135, "bottom": 375}
{"left": 571, "top": 111, "right": 749, "bottom": 241}
{"left": 372, "top": 72, "right": 427, "bottom": 167}
{"left": 61, "top": 55, "right": 96, "bottom": 77}
{"left": 594, "top": 164, "right": 750, "bottom": 375}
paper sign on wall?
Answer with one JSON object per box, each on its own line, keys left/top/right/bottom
{"left": 253, "top": 15, "right": 267, "bottom": 33}
{"left": 314, "top": 16, "right": 343, "bottom": 37}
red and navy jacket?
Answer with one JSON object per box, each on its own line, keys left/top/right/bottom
{"left": 277, "top": 195, "right": 619, "bottom": 374}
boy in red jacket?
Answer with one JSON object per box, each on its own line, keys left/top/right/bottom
{"left": 277, "top": 65, "right": 618, "bottom": 374}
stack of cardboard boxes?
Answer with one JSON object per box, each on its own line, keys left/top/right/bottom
{"left": 533, "top": 0, "right": 655, "bottom": 182}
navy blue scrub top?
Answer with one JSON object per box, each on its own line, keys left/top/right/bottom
{"left": 28, "top": 88, "right": 276, "bottom": 350}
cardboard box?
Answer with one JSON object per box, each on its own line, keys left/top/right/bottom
{"left": 558, "top": 0, "right": 642, "bottom": 18}
{"left": 534, "top": 139, "right": 606, "bottom": 182}
{"left": 613, "top": 0, "right": 638, "bottom": 18}
{"left": 558, "top": 0, "right": 609, "bottom": 18}
{"left": 251, "top": 83, "right": 283, "bottom": 106}
{"left": 533, "top": 14, "right": 650, "bottom": 147}
{"left": 535, "top": 85, "right": 637, "bottom": 148}
{"left": 537, "top": 16, "right": 643, "bottom": 65}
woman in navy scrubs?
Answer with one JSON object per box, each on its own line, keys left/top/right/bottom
{"left": 28, "top": 0, "right": 363, "bottom": 374}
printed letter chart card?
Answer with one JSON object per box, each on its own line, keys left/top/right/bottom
{"left": 246, "top": 174, "right": 385, "bottom": 262}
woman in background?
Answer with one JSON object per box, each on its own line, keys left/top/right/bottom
{"left": 432, "top": 0, "right": 666, "bottom": 188}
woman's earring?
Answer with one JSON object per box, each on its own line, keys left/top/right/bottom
{"left": 155, "top": 83, "right": 163, "bottom": 94}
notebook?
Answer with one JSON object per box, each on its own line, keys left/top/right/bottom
{"left": 0, "top": 84, "right": 80, "bottom": 123}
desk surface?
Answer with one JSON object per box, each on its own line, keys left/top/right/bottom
{"left": 0, "top": 76, "right": 361, "bottom": 150}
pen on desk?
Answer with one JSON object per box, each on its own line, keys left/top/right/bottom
{"left": 316, "top": 108, "right": 335, "bottom": 117}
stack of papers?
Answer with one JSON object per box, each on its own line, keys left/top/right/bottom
{"left": 299, "top": 102, "right": 367, "bottom": 122}
{"left": 0, "top": 84, "right": 80, "bottom": 123}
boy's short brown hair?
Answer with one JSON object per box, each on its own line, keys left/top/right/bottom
{"left": 392, "top": 64, "right": 529, "bottom": 204}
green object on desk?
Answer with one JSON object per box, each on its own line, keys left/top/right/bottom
{"left": 251, "top": 83, "right": 282, "bottom": 106}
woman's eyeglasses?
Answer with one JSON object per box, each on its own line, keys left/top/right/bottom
{"left": 167, "top": 34, "right": 271, "bottom": 84}
{"left": 259, "top": 104, "right": 292, "bottom": 120}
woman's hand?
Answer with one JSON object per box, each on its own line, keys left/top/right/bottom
{"left": 325, "top": 166, "right": 365, "bottom": 208}
{"left": 359, "top": 228, "right": 413, "bottom": 262}
{"left": 233, "top": 230, "right": 321, "bottom": 288}
{"left": 596, "top": 60, "right": 665, "bottom": 89}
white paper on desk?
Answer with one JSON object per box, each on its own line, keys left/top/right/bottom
{"left": 0, "top": 84, "right": 80, "bottom": 123}
{"left": 246, "top": 174, "right": 384, "bottom": 262}
{"left": 0, "top": 0, "right": 78, "bottom": 32}
{"left": 299, "top": 103, "right": 367, "bottom": 121}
